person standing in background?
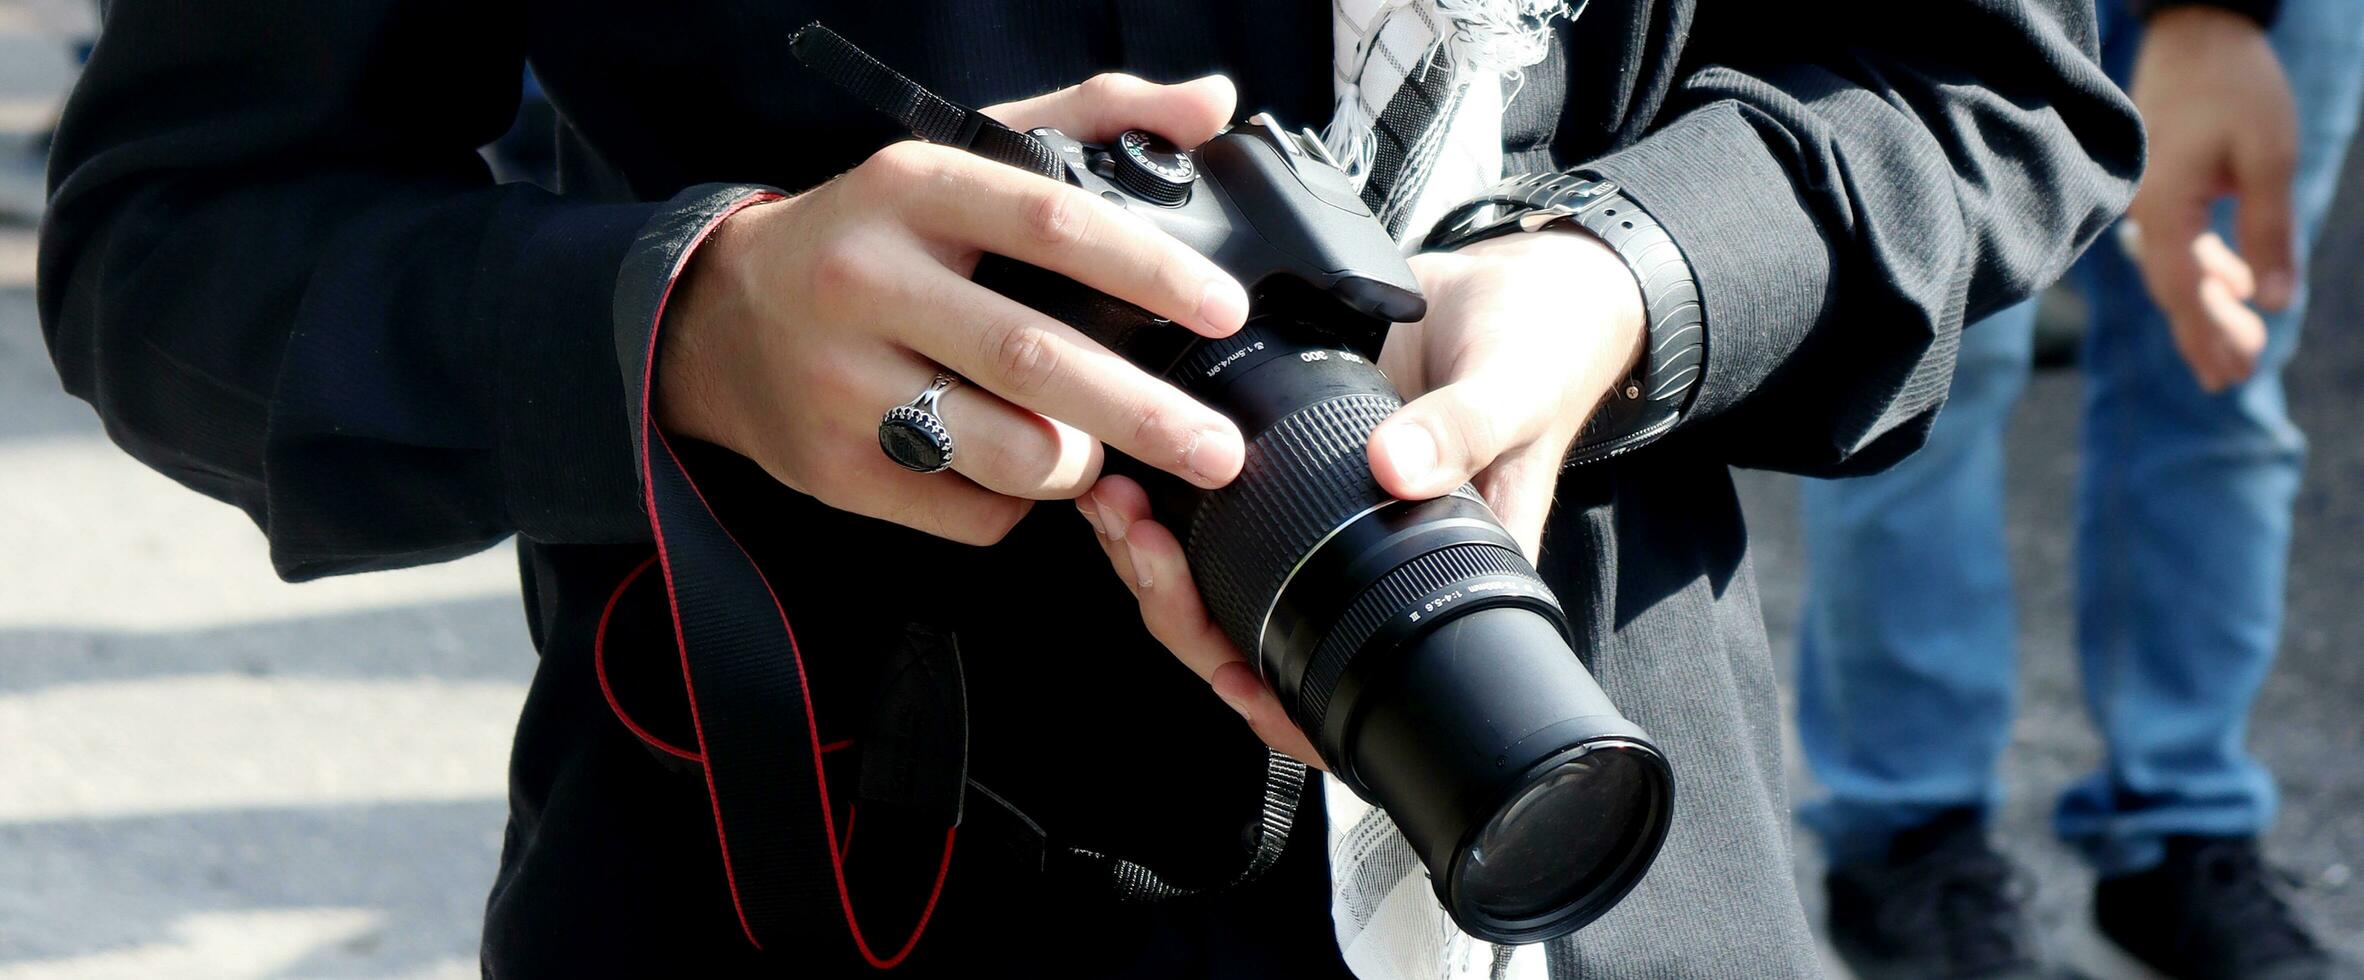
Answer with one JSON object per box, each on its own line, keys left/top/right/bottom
{"left": 1794, "top": 0, "right": 2364, "bottom": 977}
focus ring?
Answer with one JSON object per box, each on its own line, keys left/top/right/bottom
{"left": 1186, "top": 394, "right": 1401, "bottom": 654}
{"left": 1297, "top": 543, "right": 1545, "bottom": 735}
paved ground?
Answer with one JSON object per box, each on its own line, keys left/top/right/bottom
{"left": 1, "top": 11, "right": 2358, "bottom": 977}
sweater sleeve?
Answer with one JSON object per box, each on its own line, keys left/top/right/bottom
{"left": 1575, "top": 0, "right": 2143, "bottom": 475}
{"left": 37, "top": 0, "right": 772, "bottom": 579}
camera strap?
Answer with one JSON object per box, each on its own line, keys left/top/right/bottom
{"left": 788, "top": 23, "right": 1066, "bottom": 181}
{"left": 620, "top": 178, "right": 963, "bottom": 967}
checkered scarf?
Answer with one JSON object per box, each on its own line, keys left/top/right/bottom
{"left": 1323, "top": 0, "right": 1576, "bottom": 246}
{"left": 1319, "top": 2, "right": 1577, "bottom": 977}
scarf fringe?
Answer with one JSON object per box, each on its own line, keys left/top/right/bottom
{"left": 1324, "top": 0, "right": 1574, "bottom": 192}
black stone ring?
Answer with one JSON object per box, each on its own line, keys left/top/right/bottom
{"left": 878, "top": 372, "right": 961, "bottom": 474}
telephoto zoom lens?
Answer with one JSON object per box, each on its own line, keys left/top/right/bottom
{"left": 1162, "top": 312, "right": 1675, "bottom": 943}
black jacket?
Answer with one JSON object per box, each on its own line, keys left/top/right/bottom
{"left": 39, "top": 2, "right": 2140, "bottom": 976}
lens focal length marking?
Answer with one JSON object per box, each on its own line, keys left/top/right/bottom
{"left": 1404, "top": 575, "right": 1553, "bottom": 625}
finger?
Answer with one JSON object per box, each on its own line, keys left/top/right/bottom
{"left": 983, "top": 73, "right": 1237, "bottom": 148}
{"left": 1083, "top": 473, "right": 1153, "bottom": 592}
{"left": 1077, "top": 494, "right": 1140, "bottom": 605}
{"left": 2132, "top": 201, "right": 2215, "bottom": 342}
{"left": 2165, "top": 315, "right": 2223, "bottom": 392}
{"left": 2232, "top": 130, "right": 2300, "bottom": 310}
{"left": 1079, "top": 478, "right": 1142, "bottom": 602}
{"left": 1369, "top": 370, "right": 1545, "bottom": 501}
{"left": 894, "top": 272, "right": 1244, "bottom": 488}
{"left": 1083, "top": 477, "right": 1324, "bottom": 768}
{"left": 797, "top": 447, "right": 1035, "bottom": 546}
{"left": 882, "top": 362, "right": 1104, "bottom": 499}
{"left": 1211, "top": 661, "right": 1324, "bottom": 770}
{"left": 1472, "top": 446, "right": 1561, "bottom": 561}
{"left": 2196, "top": 276, "right": 2267, "bottom": 389}
{"left": 1121, "top": 516, "right": 1247, "bottom": 682}
{"left": 2192, "top": 231, "right": 2256, "bottom": 301}
{"left": 2167, "top": 312, "right": 2233, "bottom": 393}
{"left": 873, "top": 142, "right": 1247, "bottom": 336}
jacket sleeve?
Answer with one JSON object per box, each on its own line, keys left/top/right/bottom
{"left": 36, "top": 0, "right": 769, "bottom": 580}
{"left": 1577, "top": 0, "right": 2143, "bottom": 475}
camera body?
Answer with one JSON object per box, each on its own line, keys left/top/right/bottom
{"left": 1004, "top": 114, "right": 1421, "bottom": 353}
{"left": 977, "top": 115, "right": 1673, "bottom": 944}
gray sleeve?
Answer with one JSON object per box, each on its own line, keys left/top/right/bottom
{"left": 1581, "top": 0, "right": 2143, "bottom": 476}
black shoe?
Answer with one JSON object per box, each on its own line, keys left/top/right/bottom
{"left": 2094, "top": 836, "right": 2346, "bottom": 980}
{"left": 1826, "top": 809, "right": 2048, "bottom": 979}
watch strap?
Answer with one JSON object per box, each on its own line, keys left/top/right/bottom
{"left": 1423, "top": 172, "right": 1705, "bottom": 466}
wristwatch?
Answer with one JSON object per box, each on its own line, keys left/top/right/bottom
{"left": 1422, "top": 172, "right": 1705, "bottom": 466}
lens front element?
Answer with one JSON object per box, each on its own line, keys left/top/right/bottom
{"left": 1453, "top": 740, "right": 1671, "bottom": 935}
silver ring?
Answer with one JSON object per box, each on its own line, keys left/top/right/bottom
{"left": 878, "top": 371, "right": 961, "bottom": 473}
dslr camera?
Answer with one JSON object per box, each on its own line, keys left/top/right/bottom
{"left": 983, "top": 117, "right": 1675, "bottom": 942}
{"left": 797, "top": 24, "right": 1673, "bottom": 944}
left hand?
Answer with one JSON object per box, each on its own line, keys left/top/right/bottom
{"left": 2122, "top": 6, "right": 2300, "bottom": 392}
{"left": 1079, "top": 228, "right": 1646, "bottom": 766}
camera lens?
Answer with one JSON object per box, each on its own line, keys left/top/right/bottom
{"left": 1335, "top": 605, "right": 1673, "bottom": 942}
{"left": 1157, "top": 315, "right": 1673, "bottom": 943}
{"left": 1458, "top": 742, "right": 1665, "bottom": 922}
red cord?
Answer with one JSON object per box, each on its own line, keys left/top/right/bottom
{"left": 652, "top": 424, "right": 957, "bottom": 969}
{"left": 595, "top": 560, "right": 861, "bottom": 765}
{"left": 636, "top": 191, "right": 955, "bottom": 969}
{"left": 594, "top": 556, "right": 702, "bottom": 763}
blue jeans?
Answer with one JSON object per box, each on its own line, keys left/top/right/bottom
{"left": 1795, "top": 0, "right": 2364, "bottom": 875}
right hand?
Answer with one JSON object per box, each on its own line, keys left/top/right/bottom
{"left": 658, "top": 74, "right": 1251, "bottom": 544}
{"left": 2123, "top": 6, "right": 2300, "bottom": 392}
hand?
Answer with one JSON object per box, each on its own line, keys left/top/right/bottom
{"left": 658, "top": 74, "right": 1253, "bottom": 544}
{"left": 1369, "top": 229, "right": 1645, "bottom": 557}
{"left": 1079, "top": 228, "right": 1645, "bottom": 767}
{"left": 2123, "top": 6, "right": 2299, "bottom": 392}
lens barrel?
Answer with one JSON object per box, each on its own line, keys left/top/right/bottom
{"left": 1165, "top": 315, "right": 1673, "bottom": 943}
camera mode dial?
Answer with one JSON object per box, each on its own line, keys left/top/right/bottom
{"left": 1114, "top": 129, "right": 1194, "bottom": 206}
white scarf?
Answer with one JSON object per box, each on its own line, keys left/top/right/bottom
{"left": 1319, "top": 2, "right": 1575, "bottom": 978}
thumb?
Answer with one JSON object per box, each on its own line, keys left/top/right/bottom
{"left": 1370, "top": 379, "right": 1533, "bottom": 502}
{"left": 2232, "top": 140, "right": 2300, "bottom": 310}
{"left": 984, "top": 73, "right": 1237, "bottom": 148}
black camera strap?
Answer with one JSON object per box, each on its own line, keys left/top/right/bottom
{"left": 789, "top": 23, "right": 1066, "bottom": 181}
{"left": 635, "top": 372, "right": 958, "bottom": 967}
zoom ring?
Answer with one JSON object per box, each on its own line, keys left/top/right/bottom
{"left": 1297, "top": 543, "right": 1544, "bottom": 736}
{"left": 1186, "top": 394, "right": 1401, "bottom": 655}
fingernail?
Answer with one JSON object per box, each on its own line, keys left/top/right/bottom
{"left": 1216, "top": 689, "right": 1252, "bottom": 719}
{"left": 1198, "top": 278, "right": 1250, "bottom": 334}
{"left": 1380, "top": 424, "right": 1437, "bottom": 489}
{"left": 1126, "top": 542, "right": 1153, "bottom": 590}
{"left": 1075, "top": 496, "right": 1106, "bottom": 536}
{"left": 1186, "top": 430, "right": 1243, "bottom": 488}
{"left": 1092, "top": 490, "right": 1128, "bottom": 541}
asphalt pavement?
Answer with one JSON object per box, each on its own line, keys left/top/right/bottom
{"left": 0, "top": 12, "right": 2358, "bottom": 978}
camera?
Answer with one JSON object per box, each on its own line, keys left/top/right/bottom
{"left": 974, "top": 115, "right": 1674, "bottom": 943}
